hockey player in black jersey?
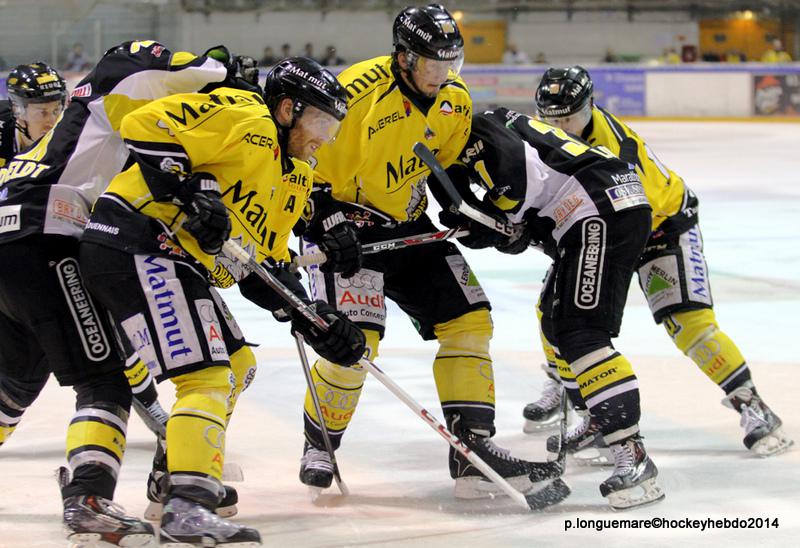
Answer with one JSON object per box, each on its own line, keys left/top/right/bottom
{"left": 440, "top": 109, "right": 665, "bottom": 509}
{"left": 0, "top": 40, "right": 262, "bottom": 546}
{"left": 526, "top": 66, "right": 792, "bottom": 458}
{"left": 0, "top": 62, "right": 66, "bottom": 166}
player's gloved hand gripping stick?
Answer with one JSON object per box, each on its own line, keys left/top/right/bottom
{"left": 222, "top": 238, "right": 567, "bottom": 511}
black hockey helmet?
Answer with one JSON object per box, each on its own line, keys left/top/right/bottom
{"left": 264, "top": 57, "right": 348, "bottom": 122}
{"left": 535, "top": 66, "right": 594, "bottom": 118}
{"left": 6, "top": 62, "right": 67, "bottom": 109}
{"left": 393, "top": 4, "right": 464, "bottom": 62}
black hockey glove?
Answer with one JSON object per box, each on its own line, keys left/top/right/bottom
{"left": 291, "top": 301, "right": 366, "bottom": 366}
{"left": 495, "top": 224, "right": 534, "bottom": 255}
{"left": 318, "top": 213, "right": 363, "bottom": 278}
{"left": 178, "top": 172, "right": 231, "bottom": 255}
{"left": 438, "top": 208, "right": 510, "bottom": 250}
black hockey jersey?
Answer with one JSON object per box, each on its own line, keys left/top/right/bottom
{"left": 0, "top": 40, "right": 229, "bottom": 243}
{"left": 450, "top": 108, "right": 650, "bottom": 248}
{"left": 0, "top": 100, "right": 17, "bottom": 168}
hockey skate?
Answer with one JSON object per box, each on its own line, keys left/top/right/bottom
{"left": 299, "top": 441, "right": 334, "bottom": 500}
{"left": 599, "top": 436, "right": 664, "bottom": 510}
{"left": 63, "top": 494, "right": 154, "bottom": 548}
{"left": 722, "top": 384, "right": 794, "bottom": 457}
{"left": 448, "top": 414, "right": 569, "bottom": 509}
{"left": 144, "top": 436, "right": 239, "bottom": 521}
{"left": 547, "top": 410, "right": 612, "bottom": 466}
{"left": 522, "top": 364, "right": 564, "bottom": 432}
{"left": 159, "top": 497, "right": 261, "bottom": 547}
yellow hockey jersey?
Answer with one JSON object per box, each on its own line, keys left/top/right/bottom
{"left": 582, "top": 106, "right": 686, "bottom": 230}
{"left": 83, "top": 87, "right": 312, "bottom": 287}
{"left": 312, "top": 56, "right": 472, "bottom": 222}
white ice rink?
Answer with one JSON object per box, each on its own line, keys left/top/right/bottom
{"left": 1, "top": 120, "right": 798, "bottom": 547}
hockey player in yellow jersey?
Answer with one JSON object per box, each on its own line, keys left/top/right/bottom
{"left": 525, "top": 66, "right": 793, "bottom": 457}
{"left": 79, "top": 58, "right": 365, "bottom": 546}
{"left": 0, "top": 41, "right": 267, "bottom": 546}
{"left": 296, "top": 4, "right": 568, "bottom": 506}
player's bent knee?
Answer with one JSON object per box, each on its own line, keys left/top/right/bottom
{"left": 434, "top": 308, "right": 493, "bottom": 351}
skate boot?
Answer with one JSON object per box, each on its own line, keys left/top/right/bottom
{"left": 159, "top": 497, "right": 261, "bottom": 547}
{"left": 599, "top": 436, "right": 665, "bottom": 510}
{"left": 448, "top": 414, "right": 570, "bottom": 509}
{"left": 547, "top": 410, "right": 612, "bottom": 465}
{"left": 722, "top": 383, "right": 794, "bottom": 457}
{"left": 522, "top": 364, "right": 564, "bottom": 432}
{"left": 63, "top": 493, "right": 155, "bottom": 547}
{"left": 145, "top": 436, "right": 239, "bottom": 521}
{"left": 299, "top": 441, "right": 334, "bottom": 499}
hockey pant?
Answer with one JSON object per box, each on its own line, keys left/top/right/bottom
{"left": 303, "top": 309, "right": 496, "bottom": 450}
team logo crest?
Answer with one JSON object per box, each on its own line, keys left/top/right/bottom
{"left": 439, "top": 100, "right": 453, "bottom": 115}
{"left": 403, "top": 99, "right": 412, "bottom": 117}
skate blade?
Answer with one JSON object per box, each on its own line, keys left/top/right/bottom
{"left": 222, "top": 462, "right": 244, "bottom": 482}
{"left": 68, "top": 532, "right": 155, "bottom": 547}
{"left": 751, "top": 428, "right": 794, "bottom": 457}
{"left": 606, "top": 477, "right": 665, "bottom": 510}
{"left": 453, "top": 474, "right": 534, "bottom": 500}
{"left": 307, "top": 485, "right": 324, "bottom": 502}
{"left": 523, "top": 415, "right": 561, "bottom": 433}
{"left": 571, "top": 446, "right": 613, "bottom": 466}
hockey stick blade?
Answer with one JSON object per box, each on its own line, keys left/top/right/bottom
{"left": 525, "top": 478, "right": 571, "bottom": 510}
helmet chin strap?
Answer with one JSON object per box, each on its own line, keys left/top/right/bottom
{"left": 15, "top": 118, "right": 33, "bottom": 143}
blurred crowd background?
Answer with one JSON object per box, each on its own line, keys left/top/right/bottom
{"left": 1, "top": 0, "right": 798, "bottom": 117}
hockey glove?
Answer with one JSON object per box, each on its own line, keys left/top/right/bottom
{"left": 178, "top": 172, "right": 231, "bottom": 255}
{"left": 318, "top": 213, "right": 363, "bottom": 278}
{"left": 495, "top": 224, "right": 533, "bottom": 255}
{"left": 291, "top": 301, "right": 366, "bottom": 366}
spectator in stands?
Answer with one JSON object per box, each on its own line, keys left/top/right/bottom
{"left": 259, "top": 46, "right": 276, "bottom": 67}
{"left": 660, "top": 47, "right": 681, "bottom": 64}
{"left": 64, "top": 42, "right": 92, "bottom": 71}
{"left": 321, "top": 45, "right": 346, "bottom": 67}
{"left": 762, "top": 39, "right": 792, "bottom": 63}
{"left": 534, "top": 52, "right": 547, "bottom": 64}
{"left": 725, "top": 49, "right": 745, "bottom": 63}
{"left": 603, "top": 48, "right": 619, "bottom": 63}
{"left": 503, "top": 42, "right": 530, "bottom": 65}
{"left": 304, "top": 43, "right": 318, "bottom": 63}
{"left": 280, "top": 43, "right": 291, "bottom": 61}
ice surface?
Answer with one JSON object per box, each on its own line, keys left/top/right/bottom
{"left": 0, "top": 121, "right": 798, "bottom": 547}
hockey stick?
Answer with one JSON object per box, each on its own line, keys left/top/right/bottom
{"left": 292, "top": 227, "right": 470, "bottom": 269}
{"left": 222, "top": 239, "right": 568, "bottom": 511}
{"left": 293, "top": 332, "right": 350, "bottom": 496}
{"left": 412, "top": 142, "right": 521, "bottom": 238}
